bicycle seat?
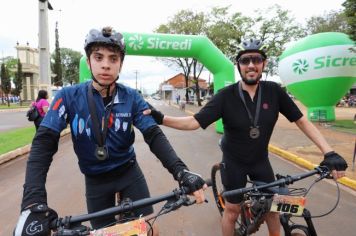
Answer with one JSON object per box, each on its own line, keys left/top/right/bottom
{"left": 253, "top": 181, "right": 289, "bottom": 195}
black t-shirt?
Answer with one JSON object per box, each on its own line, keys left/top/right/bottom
{"left": 194, "top": 81, "right": 303, "bottom": 164}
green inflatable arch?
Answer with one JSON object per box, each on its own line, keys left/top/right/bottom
{"left": 80, "top": 32, "right": 235, "bottom": 133}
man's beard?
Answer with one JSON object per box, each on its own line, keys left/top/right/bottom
{"left": 241, "top": 74, "right": 262, "bottom": 85}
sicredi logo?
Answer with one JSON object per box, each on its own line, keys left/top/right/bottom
{"left": 292, "top": 55, "right": 356, "bottom": 75}
{"left": 292, "top": 59, "right": 309, "bottom": 75}
{"left": 128, "top": 35, "right": 144, "bottom": 51}
{"left": 147, "top": 38, "right": 192, "bottom": 50}
{"left": 128, "top": 34, "right": 192, "bottom": 51}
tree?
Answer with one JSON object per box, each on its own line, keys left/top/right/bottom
{"left": 60, "top": 48, "right": 82, "bottom": 85}
{"left": 247, "top": 5, "right": 305, "bottom": 77}
{"left": 305, "top": 10, "right": 349, "bottom": 35}
{"left": 342, "top": 0, "right": 356, "bottom": 42}
{"left": 206, "top": 6, "right": 252, "bottom": 60}
{"left": 12, "top": 59, "right": 23, "bottom": 105}
{"left": 1, "top": 63, "right": 11, "bottom": 107}
{"left": 155, "top": 9, "right": 208, "bottom": 105}
{"left": 52, "top": 22, "right": 63, "bottom": 86}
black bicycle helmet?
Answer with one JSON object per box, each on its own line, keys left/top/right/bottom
{"left": 84, "top": 26, "right": 126, "bottom": 60}
{"left": 235, "top": 39, "right": 268, "bottom": 62}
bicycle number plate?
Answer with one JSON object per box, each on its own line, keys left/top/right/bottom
{"left": 90, "top": 218, "right": 147, "bottom": 236}
{"left": 270, "top": 195, "right": 306, "bottom": 216}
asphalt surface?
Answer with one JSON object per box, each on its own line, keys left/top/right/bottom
{"left": 1, "top": 100, "right": 355, "bottom": 235}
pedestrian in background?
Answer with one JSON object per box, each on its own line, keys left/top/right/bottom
{"left": 32, "top": 90, "right": 49, "bottom": 130}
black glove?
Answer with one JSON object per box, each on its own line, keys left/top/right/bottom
{"left": 176, "top": 169, "right": 206, "bottom": 193}
{"left": 320, "top": 151, "right": 348, "bottom": 171}
{"left": 147, "top": 102, "right": 164, "bottom": 125}
{"left": 13, "top": 204, "right": 58, "bottom": 236}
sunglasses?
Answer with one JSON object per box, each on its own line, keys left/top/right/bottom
{"left": 238, "top": 56, "right": 265, "bottom": 65}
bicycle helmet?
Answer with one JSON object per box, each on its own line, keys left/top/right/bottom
{"left": 235, "top": 39, "right": 268, "bottom": 62}
{"left": 84, "top": 26, "right": 126, "bottom": 61}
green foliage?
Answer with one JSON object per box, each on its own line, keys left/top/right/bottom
{"left": 52, "top": 48, "right": 82, "bottom": 85}
{"left": 0, "top": 126, "right": 35, "bottom": 155}
{"left": 342, "top": 0, "right": 356, "bottom": 41}
{"left": 12, "top": 59, "right": 23, "bottom": 101}
{"left": 305, "top": 10, "right": 349, "bottom": 35}
{"left": 1, "top": 63, "right": 11, "bottom": 106}
{"left": 53, "top": 22, "right": 63, "bottom": 86}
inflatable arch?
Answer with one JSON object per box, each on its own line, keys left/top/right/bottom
{"left": 80, "top": 32, "right": 235, "bottom": 133}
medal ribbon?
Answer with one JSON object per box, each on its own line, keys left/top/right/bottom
{"left": 238, "top": 81, "right": 262, "bottom": 130}
{"left": 87, "top": 82, "right": 116, "bottom": 159}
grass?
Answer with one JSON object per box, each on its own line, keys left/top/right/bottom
{"left": 0, "top": 126, "right": 36, "bottom": 155}
{"left": 329, "top": 120, "right": 356, "bottom": 134}
{"left": 0, "top": 104, "right": 28, "bottom": 109}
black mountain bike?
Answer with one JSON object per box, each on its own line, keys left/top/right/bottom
{"left": 51, "top": 180, "right": 211, "bottom": 236}
{"left": 211, "top": 164, "right": 340, "bottom": 236}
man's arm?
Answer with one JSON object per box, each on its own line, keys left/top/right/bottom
{"left": 295, "top": 116, "right": 347, "bottom": 179}
{"left": 163, "top": 115, "right": 201, "bottom": 130}
{"left": 21, "top": 126, "right": 60, "bottom": 210}
{"left": 143, "top": 125, "right": 206, "bottom": 202}
{"left": 143, "top": 109, "right": 201, "bottom": 130}
{"left": 295, "top": 116, "right": 332, "bottom": 154}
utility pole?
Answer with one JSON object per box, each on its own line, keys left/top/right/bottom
{"left": 134, "top": 70, "right": 139, "bottom": 90}
{"left": 38, "top": 0, "right": 53, "bottom": 100}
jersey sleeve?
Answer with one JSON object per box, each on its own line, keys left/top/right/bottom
{"left": 277, "top": 85, "right": 303, "bottom": 122}
{"left": 132, "top": 91, "right": 157, "bottom": 132}
{"left": 40, "top": 89, "right": 69, "bottom": 133}
{"left": 194, "top": 91, "right": 224, "bottom": 129}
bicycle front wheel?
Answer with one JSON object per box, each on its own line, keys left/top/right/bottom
{"left": 211, "top": 162, "right": 225, "bottom": 215}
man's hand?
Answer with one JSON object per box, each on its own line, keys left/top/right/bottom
{"left": 13, "top": 204, "right": 58, "bottom": 236}
{"left": 176, "top": 169, "right": 207, "bottom": 204}
{"left": 320, "top": 151, "right": 348, "bottom": 179}
{"left": 143, "top": 102, "right": 164, "bottom": 124}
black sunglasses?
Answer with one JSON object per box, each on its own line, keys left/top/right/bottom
{"left": 238, "top": 56, "right": 265, "bottom": 66}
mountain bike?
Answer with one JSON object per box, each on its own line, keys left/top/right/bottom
{"left": 211, "top": 163, "right": 340, "bottom": 236}
{"left": 51, "top": 180, "right": 211, "bottom": 236}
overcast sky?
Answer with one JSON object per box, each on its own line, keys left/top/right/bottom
{"left": 0, "top": 0, "right": 345, "bottom": 93}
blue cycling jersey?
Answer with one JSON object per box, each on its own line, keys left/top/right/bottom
{"left": 41, "top": 81, "right": 156, "bottom": 175}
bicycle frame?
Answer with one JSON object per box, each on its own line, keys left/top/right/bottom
{"left": 211, "top": 164, "right": 332, "bottom": 236}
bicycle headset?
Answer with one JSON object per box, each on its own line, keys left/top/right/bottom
{"left": 235, "top": 39, "right": 268, "bottom": 84}
{"left": 84, "top": 27, "right": 126, "bottom": 92}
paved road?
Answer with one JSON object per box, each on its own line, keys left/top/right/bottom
{"left": 0, "top": 109, "right": 32, "bottom": 132}
{"left": 1, "top": 102, "right": 355, "bottom": 235}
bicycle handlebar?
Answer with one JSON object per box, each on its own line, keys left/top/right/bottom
{"left": 222, "top": 166, "right": 330, "bottom": 198}
{"left": 53, "top": 179, "right": 212, "bottom": 231}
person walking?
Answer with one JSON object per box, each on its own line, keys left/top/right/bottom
{"left": 32, "top": 90, "right": 49, "bottom": 130}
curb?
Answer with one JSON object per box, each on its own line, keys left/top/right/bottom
{"left": 268, "top": 144, "right": 356, "bottom": 191}
{"left": 0, "top": 128, "right": 71, "bottom": 165}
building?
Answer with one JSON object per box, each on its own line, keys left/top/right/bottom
{"left": 15, "top": 43, "right": 53, "bottom": 101}
{"left": 159, "top": 73, "right": 210, "bottom": 103}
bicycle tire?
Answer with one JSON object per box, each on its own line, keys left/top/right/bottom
{"left": 290, "top": 225, "right": 311, "bottom": 236}
{"left": 211, "top": 162, "right": 225, "bottom": 215}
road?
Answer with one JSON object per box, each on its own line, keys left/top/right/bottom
{"left": 0, "top": 109, "right": 32, "bottom": 132}
{"left": 1, "top": 101, "right": 355, "bottom": 235}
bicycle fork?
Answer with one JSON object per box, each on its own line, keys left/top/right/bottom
{"left": 280, "top": 209, "right": 317, "bottom": 236}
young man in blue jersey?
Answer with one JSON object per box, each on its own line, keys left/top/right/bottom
{"left": 14, "top": 26, "right": 206, "bottom": 236}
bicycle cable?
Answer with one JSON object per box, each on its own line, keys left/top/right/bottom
{"left": 294, "top": 177, "right": 340, "bottom": 219}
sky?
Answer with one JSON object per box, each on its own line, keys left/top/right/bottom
{"left": 0, "top": 0, "right": 346, "bottom": 93}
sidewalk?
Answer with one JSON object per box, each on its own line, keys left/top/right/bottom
{"left": 176, "top": 100, "right": 356, "bottom": 191}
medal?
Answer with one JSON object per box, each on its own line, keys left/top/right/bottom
{"left": 249, "top": 127, "right": 260, "bottom": 139}
{"left": 238, "top": 82, "right": 262, "bottom": 140}
{"left": 95, "top": 145, "right": 108, "bottom": 160}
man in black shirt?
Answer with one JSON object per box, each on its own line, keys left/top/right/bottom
{"left": 145, "top": 39, "right": 348, "bottom": 236}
